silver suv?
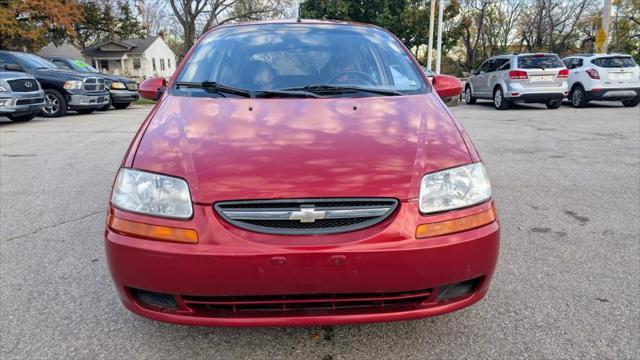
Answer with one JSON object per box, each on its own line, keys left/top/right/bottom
{"left": 465, "top": 53, "right": 569, "bottom": 110}
{"left": 0, "top": 66, "right": 45, "bottom": 122}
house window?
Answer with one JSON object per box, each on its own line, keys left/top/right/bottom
{"left": 100, "top": 60, "right": 109, "bottom": 70}
{"left": 152, "top": 58, "right": 156, "bottom": 72}
{"left": 167, "top": 58, "right": 171, "bottom": 69}
{"left": 133, "top": 58, "right": 141, "bottom": 69}
{"left": 160, "top": 58, "right": 165, "bottom": 71}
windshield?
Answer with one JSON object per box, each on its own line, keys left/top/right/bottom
{"left": 517, "top": 55, "right": 564, "bottom": 69}
{"left": 14, "top": 53, "right": 58, "bottom": 69}
{"left": 176, "top": 24, "right": 427, "bottom": 97}
{"left": 592, "top": 56, "right": 637, "bottom": 68}
{"left": 70, "top": 59, "right": 100, "bottom": 73}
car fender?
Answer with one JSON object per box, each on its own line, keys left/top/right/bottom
{"left": 465, "top": 78, "right": 475, "bottom": 94}
{"left": 493, "top": 79, "right": 506, "bottom": 96}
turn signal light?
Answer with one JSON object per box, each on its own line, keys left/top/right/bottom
{"left": 416, "top": 207, "right": 496, "bottom": 238}
{"left": 108, "top": 215, "right": 198, "bottom": 243}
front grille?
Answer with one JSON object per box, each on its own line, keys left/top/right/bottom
{"left": 83, "top": 77, "right": 105, "bottom": 92}
{"left": 179, "top": 288, "right": 433, "bottom": 317}
{"left": 215, "top": 198, "right": 398, "bottom": 235}
{"left": 7, "top": 79, "right": 38, "bottom": 92}
{"left": 126, "top": 82, "right": 138, "bottom": 91}
{"left": 15, "top": 97, "right": 44, "bottom": 105}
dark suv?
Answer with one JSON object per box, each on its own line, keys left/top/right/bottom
{"left": 47, "top": 57, "right": 138, "bottom": 110}
{"left": 0, "top": 51, "right": 109, "bottom": 117}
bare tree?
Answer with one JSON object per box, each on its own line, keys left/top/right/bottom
{"left": 136, "top": 0, "right": 171, "bottom": 36}
{"left": 168, "top": 0, "right": 291, "bottom": 56}
{"left": 516, "top": 0, "right": 594, "bottom": 55}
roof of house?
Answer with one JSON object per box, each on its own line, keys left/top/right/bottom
{"left": 83, "top": 36, "right": 160, "bottom": 58}
{"left": 37, "top": 42, "right": 83, "bottom": 59}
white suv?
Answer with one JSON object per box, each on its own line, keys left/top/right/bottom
{"left": 465, "top": 53, "right": 569, "bottom": 110}
{"left": 562, "top": 54, "right": 640, "bottom": 108}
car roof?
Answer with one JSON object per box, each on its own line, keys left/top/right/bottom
{"left": 565, "top": 53, "right": 633, "bottom": 59}
{"left": 214, "top": 18, "right": 381, "bottom": 29}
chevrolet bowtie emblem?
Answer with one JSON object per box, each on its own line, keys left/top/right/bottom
{"left": 289, "top": 206, "right": 326, "bottom": 223}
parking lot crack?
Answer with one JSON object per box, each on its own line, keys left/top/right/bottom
{"left": 2, "top": 210, "right": 104, "bottom": 243}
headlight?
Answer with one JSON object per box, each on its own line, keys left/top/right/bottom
{"left": 111, "top": 82, "right": 126, "bottom": 89}
{"left": 111, "top": 168, "right": 193, "bottom": 219}
{"left": 419, "top": 162, "right": 492, "bottom": 214}
{"left": 0, "top": 84, "right": 8, "bottom": 92}
{"left": 63, "top": 80, "right": 83, "bottom": 89}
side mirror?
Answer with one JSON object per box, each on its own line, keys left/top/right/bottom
{"left": 4, "top": 63, "right": 25, "bottom": 72}
{"left": 138, "top": 76, "right": 167, "bottom": 101}
{"left": 432, "top": 74, "right": 463, "bottom": 103}
{"left": 471, "top": 69, "right": 478, "bottom": 75}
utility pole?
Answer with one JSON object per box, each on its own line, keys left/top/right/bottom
{"left": 601, "top": 0, "right": 612, "bottom": 53}
{"left": 435, "top": 0, "right": 444, "bottom": 74}
{"left": 427, "top": 0, "right": 436, "bottom": 71}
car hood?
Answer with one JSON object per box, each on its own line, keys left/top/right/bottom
{"left": 33, "top": 68, "right": 98, "bottom": 80}
{"left": 133, "top": 94, "right": 472, "bottom": 203}
{"left": 0, "top": 71, "right": 35, "bottom": 80}
{"left": 99, "top": 74, "right": 135, "bottom": 83}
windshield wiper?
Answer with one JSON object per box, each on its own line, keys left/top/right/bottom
{"left": 254, "top": 89, "right": 321, "bottom": 98}
{"left": 175, "top": 81, "right": 251, "bottom": 98}
{"left": 280, "top": 84, "right": 403, "bottom": 96}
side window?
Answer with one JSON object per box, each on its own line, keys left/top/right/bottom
{"left": 498, "top": 60, "right": 511, "bottom": 71}
{"left": 478, "top": 60, "right": 491, "bottom": 73}
{"left": 487, "top": 59, "right": 502, "bottom": 72}
{"left": 576, "top": 59, "right": 583, "bottom": 68}
{"left": 563, "top": 58, "right": 572, "bottom": 68}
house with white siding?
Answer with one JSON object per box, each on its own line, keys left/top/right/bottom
{"left": 82, "top": 36, "right": 177, "bottom": 81}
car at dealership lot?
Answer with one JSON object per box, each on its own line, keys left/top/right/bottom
{"left": 0, "top": 51, "right": 109, "bottom": 117}
{"left": 562, "top": 54, "right": 640, "bottom": 108}
{"left": 46, "top": 57, "right": 139, "bottom": 110}
{"left": 0, "top": 66, "right": 46, "bottom": 122}
{"left": 465, "top": 53, "right": 569, "bottom": 110}
{"left": 105, "top": 20, "right": 499, "bottom": 327}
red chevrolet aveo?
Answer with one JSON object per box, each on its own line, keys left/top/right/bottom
{"left": 106, "top": 20, "right": 499, "bottom": 327}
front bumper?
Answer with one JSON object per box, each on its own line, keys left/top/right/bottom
{"left": 0, "top": 90, "right": 45, "bottom": 114}
{"left": 105, "top": 201, "right": 500, "bottom": 327}
{"left": 109, "top": 89, "right": 139, "bottom": 103}
{"left": 67, "top": 93, "right": 110, "bottom": 108}
{"left": 0, "top": 96, "right": 45, "bottom": 114}
{"left": 586, "top": 87, "right": 640, "bottom": 101}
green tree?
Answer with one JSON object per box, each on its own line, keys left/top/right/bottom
{"left": 73, "top": 0, "right": 145, "bottom": 48}
{"left": 300, "top": 0, "right": 460, "bottom": 63}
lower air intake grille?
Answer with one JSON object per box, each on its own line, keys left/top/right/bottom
{"left": 180, "top": 288, "right": 433, "bottom": 317}
{"left": 215, "top": 198, "right": 398, "bottom": 235}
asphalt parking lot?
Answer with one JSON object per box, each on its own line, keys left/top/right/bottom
{"left": 1, "top": 101, "right": 639, "bottom": 359}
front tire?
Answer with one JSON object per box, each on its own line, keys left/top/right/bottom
{"left": 7, "top": 112, "right": 38, "bottom": 122}
{"left": 76, "top": 108, "right": 95, "bottom": 115}
{"left": 465, "top": 86, "right": 476, "bottom": 104}
{"left": 40, "top": 89, "right": 67, "bottom": 118}
{"left": 570, "top": 86, "right": 588, "bottom": 108}
{"left": 112, "top": 102, "right": 131, "bottom": 109}
{"left": 493, "top": 87, "right": 509, "bottom": 110}
{"left": 545, "top": 99, "right": 561, "bottom": 109}
{"left": 622, "top": 98, "right": 639, "bottom": 107}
